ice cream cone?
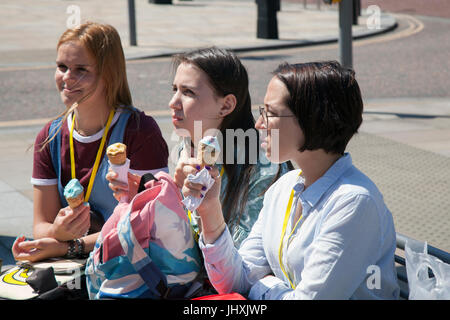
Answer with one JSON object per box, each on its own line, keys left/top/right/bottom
{"left": 64, "top": 179, "right": 85, "bottom": 209}
{"left": 107, "top": 143, "right": 127, "bottom": 165}
{"left": 66, "top": 193, "right": 85, "bottom": 209}
{"left": 197, "top": 136, "right": 220, "bottom": 167}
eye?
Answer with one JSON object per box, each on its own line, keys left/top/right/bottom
{"left": 183, "top": 88, "right": 195, "bottom": 96}
{"left": 57, "top": 64, "right": 67, "bottom": 72}
{"left": 172, "top": 85, "right": 177, "bottom": 92}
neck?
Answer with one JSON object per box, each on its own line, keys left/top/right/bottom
{"left": 73, "top": 103, "right": 111, "bottom": 136}
{"left": 292, "top": 150, "right": 342, "bottom": 188}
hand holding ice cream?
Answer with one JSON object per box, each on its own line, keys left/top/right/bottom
{"left": 182, "top": 136, "right": 221, "bottom": 211}
{"left": 106, "top": 142, "right": 131, "bottom": 202}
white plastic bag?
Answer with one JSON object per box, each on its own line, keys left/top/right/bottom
{"left": 405, "top": 239, "right": 450, "bottom": 300}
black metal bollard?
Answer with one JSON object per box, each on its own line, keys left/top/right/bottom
{"left": 256, "top": 0, "right": 279, "bottom": 39}
{"left": 128, "top": 0, "right": 137, "bottom": 46}
{"left": 148, "top": 0, "right": 172, "bottom": 4}
{"left": 352, "top": 0, "right": 361, "bottom": 25}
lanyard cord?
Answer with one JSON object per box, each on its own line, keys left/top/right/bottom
{"left": 188, "top": 166, "right": 225, "bottom": 241}
{"left": 278, "top": 170, "right": 303, "bottom": 289}
{"left": 69, "top": 110, "right": 115, "bottom": 203}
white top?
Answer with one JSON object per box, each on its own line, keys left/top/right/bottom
{"left": 199, "top": 153, "right": 400, "bottom": 300}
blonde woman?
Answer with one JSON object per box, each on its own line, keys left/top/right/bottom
{"left": 12, "top": 22, "right": 168, "bottom": 262}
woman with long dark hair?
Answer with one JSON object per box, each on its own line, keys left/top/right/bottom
{"left": 109, "top": 47, "right": 291, "bottom": 248}
{"left": 170, "top": 47, "right": 291, "bottom": 248}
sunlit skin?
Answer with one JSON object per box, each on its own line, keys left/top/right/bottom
{"left": 169, "top": 62, "right": 225, "bottom": 142}
{"left": 55, "top": 41, "right": 110, "bottom": 136}
{"left": 255, "top": 76, "right": 304, "bottom": 164}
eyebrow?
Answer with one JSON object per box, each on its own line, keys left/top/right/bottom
{"left": 55, "top": 61, "right": 92, "bottom": 68}
{"left": 172, "top": 83, "right": 198, "bottom": 91}
{"left": 264, "top": 104, "right": 275, "bottom": 111}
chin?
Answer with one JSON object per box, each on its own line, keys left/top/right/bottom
{"left": 265, "top": 148, "right": 289, "bottom": 164}
{"left": 174, "top": 127, "right": 191, "bottom": 137}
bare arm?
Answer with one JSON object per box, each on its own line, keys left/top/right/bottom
{"left": 33, "top": 185, "right": 90, "bottom": 241}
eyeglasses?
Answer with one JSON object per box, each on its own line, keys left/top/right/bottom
{"left": 258, "top": 105, "right": 295, "bottom": 128}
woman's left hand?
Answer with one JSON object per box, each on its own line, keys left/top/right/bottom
{"left": 181, "top": 165, "right": 222, "bottom": 214}
{"left": 12, "top": 236, "right": 68, "bottom": 263}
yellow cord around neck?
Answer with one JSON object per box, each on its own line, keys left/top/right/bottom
{"left": 278, "top": 170, "right": 303, "bottom": 289}
{"left": 69, "top": 110, "right": 115, "bottom": 202}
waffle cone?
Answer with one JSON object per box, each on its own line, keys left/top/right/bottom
{"left": 107, "top": 143, "right": 127, "bottom": 165}
{"left": 66, "top": 192, "right": 84, "bottom": 209}
{"left": 197, "top": 143, "right": 219, "bottom": 167}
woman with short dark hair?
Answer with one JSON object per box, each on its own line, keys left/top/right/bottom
{"left": 181, "top": 61, "right": 400, "bottom": 299}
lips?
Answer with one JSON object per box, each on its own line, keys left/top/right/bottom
{"left": 63, "top": 87, "right": 82, "bottom": 94}
{"left": 172, "top": 114, "right": 183, "bottom": 121}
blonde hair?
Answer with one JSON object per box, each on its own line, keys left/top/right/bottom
{"left": 39, "top": 22, "right": 136, "bottom": 151}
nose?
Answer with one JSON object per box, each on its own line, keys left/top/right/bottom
{"left": 255, "top": 113, "right": 266, "bottom": 130}
{"left": 61, "top": 69, "right": 74, "bottom": 82}
{"left": 169, "top": 90, "right": 182, "bottom": 110}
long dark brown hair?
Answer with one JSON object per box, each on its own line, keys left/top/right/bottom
{"left": 173, "top": 47, "right": 280, "bottom": 229}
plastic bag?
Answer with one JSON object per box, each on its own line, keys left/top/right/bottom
{"left": 405, "top": 239, "right": 450, "bottom": 300}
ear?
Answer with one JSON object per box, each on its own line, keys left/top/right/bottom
{"left": 219, "top": 94, "right": 237, "bottom": 117}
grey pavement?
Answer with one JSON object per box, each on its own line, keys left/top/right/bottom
{"left": 0, "top": 0, "right": 396, "bottom": 68}
{"left": 1, "top": 0, "right": 449, "bottom": 266}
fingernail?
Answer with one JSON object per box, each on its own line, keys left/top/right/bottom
{"left": 200, "top": 194, "right": 204, "bottom": 198}
{"left": 195, "top": 165, "right": 201, "bottom": 170}
{"left": 205, "top": 166, "right": 211, "bottom": 170}
{"left": 201, "top": 186, "right": 207, "bottom": 191}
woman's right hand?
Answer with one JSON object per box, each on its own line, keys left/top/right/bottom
{"left": 12, "top": 236, "right": 68, "bottom": 263}
{"left": 51, "top": 204, "right": 90, "bottom": 242}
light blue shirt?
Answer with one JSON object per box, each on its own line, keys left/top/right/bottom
{"left": 199, "top": 153, "right": 400, "bottom": 300}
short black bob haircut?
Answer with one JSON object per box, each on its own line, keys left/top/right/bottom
{"left": 272, "top": 61, "right": 363, "bottom": 155}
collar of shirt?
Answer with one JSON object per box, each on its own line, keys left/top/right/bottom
{"left": 295, "top": 153, "right": 353, "bottom": 211}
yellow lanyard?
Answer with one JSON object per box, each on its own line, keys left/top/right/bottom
{"left": 188, "top": 166, "right": 225, "bottom": 241}
{"left": 278, "top": 170, "right": 303, "bottom": 289}
{"left": 69, "top": 110, "right": 115, "bottom": 202}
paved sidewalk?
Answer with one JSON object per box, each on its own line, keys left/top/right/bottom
{"left": 0, "top": 0, "right": 396, "bottom": 68}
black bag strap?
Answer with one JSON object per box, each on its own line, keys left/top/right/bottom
{"left": 137, "top": 173, "right": 158, "bottom": 193}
